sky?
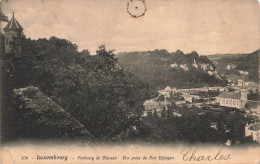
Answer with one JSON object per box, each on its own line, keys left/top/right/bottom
{"left": 1, "top": 0, "right": 260, "bottom": 55}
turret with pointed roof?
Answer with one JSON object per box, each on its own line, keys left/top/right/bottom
{"left": 4, "top": 12, "right": 23, "bottom": 32}
{"left": 4, "top": 12, "right": 23, "bottom": 54}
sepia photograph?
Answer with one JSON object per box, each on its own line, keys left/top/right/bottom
{"left": 0, "top": 0, "right": 259, "bottom": 163}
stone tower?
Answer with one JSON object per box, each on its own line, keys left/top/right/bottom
{"left": 3, "top": 12, "right": 23, "bottom": 54}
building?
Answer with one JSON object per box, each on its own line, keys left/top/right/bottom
{"left": 247, "top": 102, "right": 260, "bottom": 119}
{"left": 182, "top": 93, "right": 200, "bottom": 103}
{"left": 177, "top": 87, "right": 208, "bottom": 93}
{"left": 192, "top": 58, "right": 198, "bottom": 69}
{"left": 226, "top": 63, "right": 236, "bottom": 70}
{"left": 250, "top": 103, "right": 260, "bottom": 114}
{"left": 245, "top": 81, "right": 258, "bottom": 93}
{"left": 208, "top": 86, "right": 227, "bottom": 92}
{"left": 143, "top": 86, "right": 178, "bottom": 116}
{"left": 170, "top": 63, "right": 178, "bottom": 68}
{"left": 142, "top": 99, "right": 171, "bottom": 117}
{"left": 237, "top": 79, "right": 245, "bottom": 87}
{"left": 200, "top": 63, "right": 213, "bottom": 71}
{"left": 217, "top": 89, "right": 248, "bottom": 109}
{"left": 180, "top": 64, "right": 189, "bottom": 71}
{"left": 230, "top": 79, "right": 259, "bottom": 93}
{"left": 143, "top": 99, "right": 158, "bottom": 116}
{"left": 210, "top": 123, "right": 218, "bottom": 130}
{"left": 171, "top": 87, "right": 177, "bottom": 93}
{"left": 245, "top": 122, "right": 260, "bottom": 143}
{"left": 1, "top": 12, "right": 23, "bottom": 55}
{"left": 158, "top": 86, "right": 171, "bottom": 98}
{"left": 158, "top": 86, "right": 177, "bottom": 98}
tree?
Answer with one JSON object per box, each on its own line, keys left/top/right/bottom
{"left": 80, "top": 49, "right": 90, "bottom": 56}
{"left": 7, "top": 36, "right": 147, "bottom": 141}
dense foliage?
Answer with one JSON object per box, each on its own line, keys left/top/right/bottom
{"left": 117, "top": 50, "right": 226, "bottom": 91}
{"left": 4, "top": 36, "right": 150, "bottom": 139}
{"left": 136, "top": 106, "right": 255, "bottom": 145}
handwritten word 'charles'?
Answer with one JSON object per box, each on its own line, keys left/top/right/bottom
{"left": 181, "top": 148, "right": 231, "bottom": 162}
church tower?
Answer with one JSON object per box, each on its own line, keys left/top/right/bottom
{"left": 3, "top": 12, "right": 23, "bottom": 54}
{"left": 240, "top": 89, "right": 248, "bottom": 102}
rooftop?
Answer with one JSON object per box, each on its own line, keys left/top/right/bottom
{"left": 218, "top": 92, "right": 241, "bottom": 99}
{"left": 3, "top": 12, "right": 23, "bottom": 32}
{"left": 248, "top": 123, "right": 260, "bottom": 131}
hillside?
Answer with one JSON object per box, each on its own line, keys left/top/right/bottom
{"left": 208, "top": 49, "right": 260, "bottom": 83}
{"left": 117, "top": 50, "right": 227, "bottom": 90}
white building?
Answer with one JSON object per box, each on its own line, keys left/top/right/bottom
{"left": 245, "top": 122, "right": 260, "bottom": 143}
{"left": 143, "top": 99, "right": 157, "bottom": 116}
{"left": 180, "top": 64, "right": 189, "bottom": 71}
{"left": 177, "top": 87, "right": 208, "bottom": 93}
{"left": 143, "top": 99, "right": 171, "bottom": 117}
{"left": 171, "top": 87, "right": 177, "bottom": 93}
{"left": 182, "top": 93, "right": 200, "bottom": 103}
{"left": 170, "top": 63, "right": 178, "bottom": 68}
{"left": 226, "top": 63, "right": 236, "bottom": 70}
{"left": 208, "top": 86, "right": 227, "bottom": 92}
{"left": 217, "top": 89, "right": 248, "bottom": 109}
{"left": 158, "top": 86, "right": 177, "bottom": 97}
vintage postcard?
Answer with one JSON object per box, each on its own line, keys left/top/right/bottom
{"left": 0, "top": 0, "right": 260, "bottom": 163}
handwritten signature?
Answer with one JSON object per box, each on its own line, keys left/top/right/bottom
{"left": 181, "top": 148, "right": 231, "bottom": 162}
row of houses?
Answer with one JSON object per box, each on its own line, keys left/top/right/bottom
{"left": 147, "top": 78, "right": 257, "bottom": 112}
{"left": 143, "top": 85, "right": 217, "bottom": 117}
{"left": 143, "top": 84, "right": 260, "bottom": 144}
{"left": 144, "top": 85, "right": 228, "bottom": 117}
{"left": 159, "top": 85, "right": 227, "bottom": 96}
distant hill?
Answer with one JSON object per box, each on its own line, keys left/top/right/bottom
{"left": 207, "top": 53, "right": 237, "bottom": 61}
{"left": 207, "top": 49, "right": 259, "bottom": 83}
{"left": 117, "top": 49, "right": 227, "bottom": 90}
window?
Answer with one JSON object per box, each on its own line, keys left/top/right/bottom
{"left": 233, "top": 100, "right": 235, "bottom": 105}
{"left": 229, "top": 99, "right": 232, "bottom": 105}
{"left": 226, "top": 99, "right": 228, "bottom": 105}
{"left": 222, "top": 98, "right": 225, "bottom": 104}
